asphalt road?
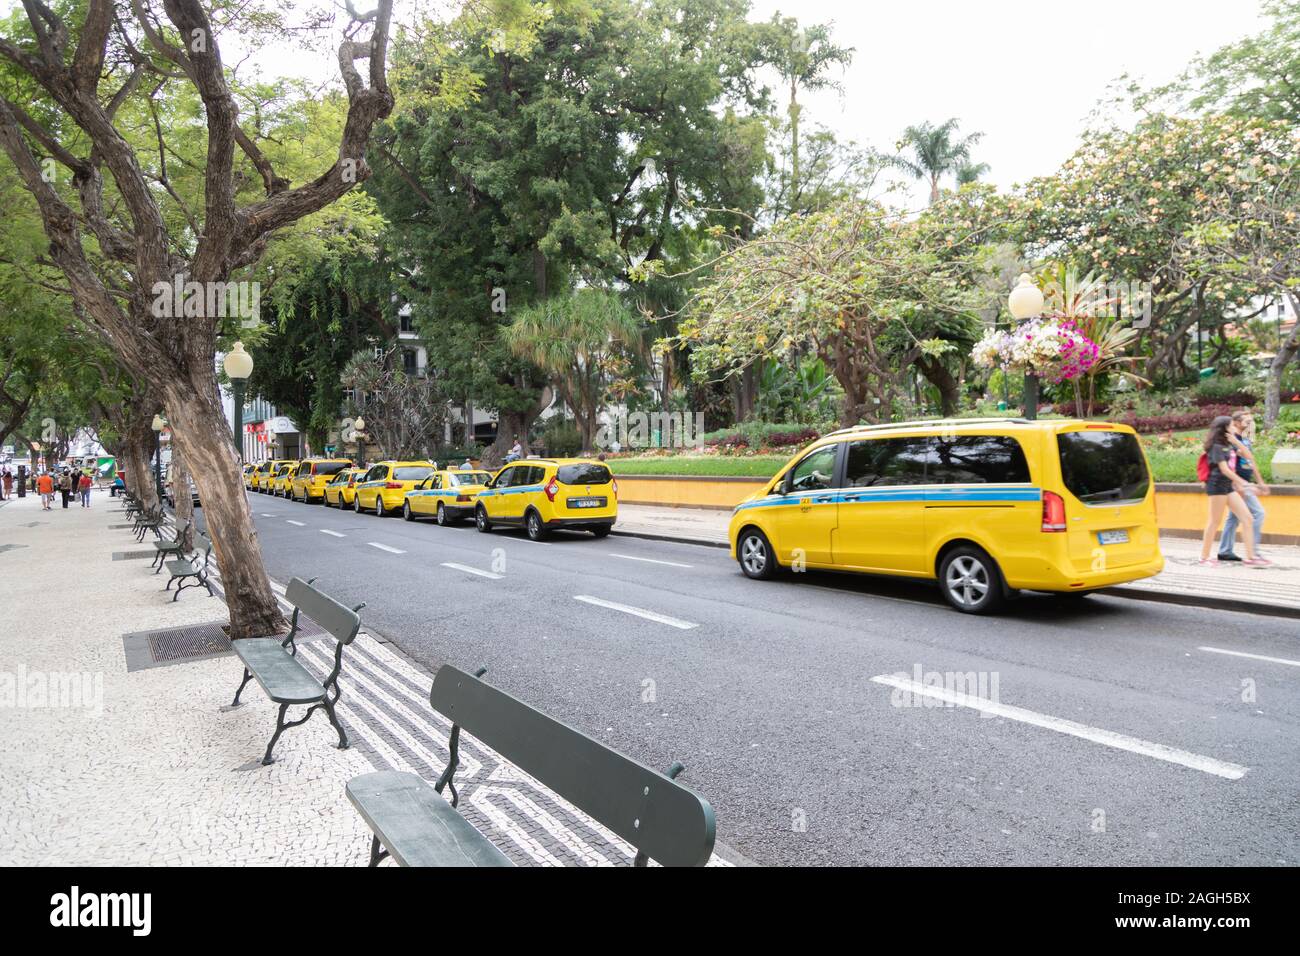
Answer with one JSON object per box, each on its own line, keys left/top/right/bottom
{"left": 201, "top": 491, "right": 1300, "bottom": 867}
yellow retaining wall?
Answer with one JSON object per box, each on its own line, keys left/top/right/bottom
{"left": 615, "top": 476, "right": 1300, "bottom": 544}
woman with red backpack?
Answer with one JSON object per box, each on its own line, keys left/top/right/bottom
{"left": 1197, "top": 415, "right": 1270, "bottom": 567}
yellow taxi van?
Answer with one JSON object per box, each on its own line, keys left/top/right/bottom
{"left": 474, "top": 458, "right": 618, "bottom": 541}
{"left": 289, "top": 458, "right": 353, "bottom": 503}
{"left": 728, "top": 418, "right": 1163, "bottom": 613}
{"left": 353, "top": 460, "right": 436, "bottom": 516}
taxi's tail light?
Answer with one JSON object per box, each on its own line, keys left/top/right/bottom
{"left": 456, "top": 494, "right": 471, "bottom": 502}
{"left": 612, "top": 479, "right": 619, "bottom": 497}
{"left": 384, "top": 481, "right": 402, "bottom": 490}
{"left": 1042, "top": 491, "right": 1067, "bottom": 532}
{"left": 544, "top": 477, "right": 559, "bottom": 502}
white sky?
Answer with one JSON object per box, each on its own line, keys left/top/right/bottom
{"left": 749, "top": 0, "right": 1266, "bottom": 207}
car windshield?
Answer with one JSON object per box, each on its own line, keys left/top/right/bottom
{"left": 1057, "top": 431, "right": 1151, "bottom": 503}
{"left": 450, "top": 472, "right": 492, "bottom": 487}
{"left": 557, "top": 463, "right": 612, "bottom": 485}
{"left": 392, "top": 466, "right": 433, "bottom": 481}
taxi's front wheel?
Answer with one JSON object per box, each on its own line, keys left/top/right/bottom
{"left": 403, "top": 501, "right": 414, "bottom": 522}
{"left": 737, "top": 528, "right": 778, "bottom": 580}
{"left": 475, "top": 505, "right": 492, "bottom": 533}
{"left": 938, "top": 545, "right": 1006, "bottom": 614}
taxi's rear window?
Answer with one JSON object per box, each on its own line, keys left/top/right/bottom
{"left": 1057, "top": 430, "right": 1150, "bottom": 503}
{"left": 557, "top": 463, "right": 612, "bottom": 485}
{"left": 313, "top": 461, "right": 349, "bottom": 477}
{"left": 393, "top": 466, "right": 433, "bottom": 481}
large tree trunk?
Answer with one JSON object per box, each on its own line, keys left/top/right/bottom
{"left": 164, "top": 372, "right": 285, "bottom": 639}
{"left": 916, "top": 355, "right": 960, "bottom": 417}
{"left": 121, "top": 405, "right": 162, "bottom": 515}
{"left": 1264, "top": 295, "right": 1299, "bottom": 426}
{"left": 170, "top": 446, "right": 195, "bottom": 552}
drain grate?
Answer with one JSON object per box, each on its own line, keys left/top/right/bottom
{"left": 113, "top": 550, "right": 156, "bottom": 560}
{"left": 123, "top": 618, "right": 329, "bottom": 671}
{"left": 149, "top": 623, "right": 231, "bottom": 662}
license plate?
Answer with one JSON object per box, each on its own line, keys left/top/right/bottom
{"left": 1098, "top": 529, "right": 1129, "bottom": 545}
{"left": 570, "top": 497, "right": 606, "bottom": 509}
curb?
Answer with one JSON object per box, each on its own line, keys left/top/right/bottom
{"left": 611, "top": 528, "right": 729, "bottom": 550}
{"left": 1099, "top": 585, "right": 1300, "bottom": 620}
{"left": 613, "top": 528, "right": 1299, "bottom": 617}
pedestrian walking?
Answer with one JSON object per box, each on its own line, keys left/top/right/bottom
{"left": 1217, "top": 409, "right": 1269, "bottom": 561}
{"left": 37, "top": 471, "right": 54, "bottom": 510}
{"left": 1197, "top": 415, "right": 1270, "bottom": 567}
{"left": 78, "top": 471, "right": 93, "bottom": 508}
{"left": 58, "top": 470, "right": 72, "bottom": 509}
{"left": 0, "top": 468, "right": 9, "bottom": 500}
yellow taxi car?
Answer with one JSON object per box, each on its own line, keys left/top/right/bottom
{"left": 289, "top": 458, "right": 353, "bottom": 503}
{"left": 323, "top": 467, "right": 364, "bottom": 508}
{"left": 474, "top": 458, "right": 618, "bottom": 541}
{"left": 403, "top": 468, "right": 495, "bottom": 524}
{"left": 353, "top": 460, "right": 436, "bottom": 517}
{"left": 242, "top": 463, "right": 257, "bottom": 489}
{"left": 270, "top": 462, "right": 297, "bottom": 497}
{"left": 728, "top": 419, "right": 1163, "bottom": 614}
{"left": 252, "top": 459, "right": 293, "bottom": 492}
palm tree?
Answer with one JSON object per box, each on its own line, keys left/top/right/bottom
{"left": 955, "top": 160, "right": 991, "bottom": 186}
{"left": 890, "top": 118, "right": 984, "bottom": 204}
{"left": 503, "top": 288, "right": 643, "bottom": 452}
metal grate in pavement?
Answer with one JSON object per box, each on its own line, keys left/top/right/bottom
{"left": 112, "top": 550, "right": 156, "bottom": 560}
{"left": 122, "top": 617, "right": 329, "bottom": 672}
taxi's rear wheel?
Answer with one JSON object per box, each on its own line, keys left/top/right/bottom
{"left": 403, "top": 501, "right": 414, "bottom": 522}
{"left": 737, "top": 528, "right": 778, "bottom": 580}
{"left": 525, "top": 509, "right": 549, "bottom": 541}
{"left": 375, "top": 496, "right": 387, "bottom": 518}
{"left": 435, "top": 503, "right": 447, "bottom": 526}
{"left": 938, "top": 545, "right": 1006, "bottom": 614}
{"left": 590, "top": 524, "right": 612, "bottom": 538}
{"left": 475, "top": 505, "right": 492, "bottom": 533}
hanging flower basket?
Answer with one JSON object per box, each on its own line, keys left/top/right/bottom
{"left": 972, "top": 318, "right": 1101, "bottom": 383}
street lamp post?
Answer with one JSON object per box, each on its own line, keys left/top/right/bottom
{"left": 1007, "top": 273, "right": 1046, "bottom": 420}
{"left": 352, "top": 417, "right": 366, "bottom": 470}
{"left": 151, "top": 413, "right": 166, "bottom": 503}
{"left": 223, "top": 342, "right": 254, "bottom": 461}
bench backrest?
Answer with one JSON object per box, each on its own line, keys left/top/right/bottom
{"left": 430, "top": 665, "right": 715, "bottom": 867}
{"left": 284, "top": 576, "right": 361, "bottom": 645}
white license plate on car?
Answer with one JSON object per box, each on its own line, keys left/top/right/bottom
{"left": 1098, "top": 529, "right": 1129, "bottom": 545}
{"left": 571, "top": 497, "right": 606, "bottom": 509}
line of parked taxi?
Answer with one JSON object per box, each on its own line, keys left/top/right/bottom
{"left": 242, "top": 456, "right": 618, "bottom": 541}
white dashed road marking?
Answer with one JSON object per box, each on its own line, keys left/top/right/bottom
{"left": 368, "top": 542, "right": 406, "bottom": 554}
{"left": 286, "top": 520, "right": 305, "bottom": 526}
{"left": 869, "top": 674, "right": 1248, "bottom": 781}
{"left": 573, "top": 595, "right": 698, "bottom": 630}
{"left": 1198, "top": 646, "right": 1300, "bottom": 668}
{"left": 608, "top": 553, "right": 693, "bottom": 569}
{"left": 441, "top": 562, "right": 503, "bottom": 580}
{"left": 321, "top": 529, "right": 346, "bottom": 538}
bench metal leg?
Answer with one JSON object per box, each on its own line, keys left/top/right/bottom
{"left": 368, "top": 835, "right": 389, "bottom": 867}
{"left": 231, "top": 668, "right": 254, "bottom": 707}
{"left": 322, "top": 695, "right": 348, "bottom": 750}
{"left": 165, "top": 575, "right": 177, "bottom": 591}
{"left": 262, "top": 702, "right": 291, "bottom": 765}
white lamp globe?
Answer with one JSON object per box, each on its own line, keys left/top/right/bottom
{"left": 223, "top": 341, "right": 254, "bottom": 380}
{"left": 1008, "top": 273, "right": 1044, "bottom": 321}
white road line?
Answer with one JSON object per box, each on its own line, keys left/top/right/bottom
{"left": 320, "top": 529, "right": 346, "bottom": 538}
{"left": 286, "top": 520, "right": 305, "bottom": 526}
{"left": 441, "top": 562, "right": 503, "bottom": 580}
{"left": 573, "top": 595, "right": 698, "bottom": 630}
{"left": 608, "top": 553, "right": 693, "bottom": 569}
{"left": 368, "top": 542, "right": 406, "bottom": 554}
{"left": 869, "top": 675, "right": 1248, "bottom": 781}
{"left": 260, "top": 513, "right": 276, "bottom": 517}
{"left": 1198, "top": 646, "right": 1300, "bottom": 668}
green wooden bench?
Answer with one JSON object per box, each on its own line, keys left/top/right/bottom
{"left": 164, "top": 532, "right": 214, "bottom": 601}
{"left": 150, "top": 518, "right": 192, "bottom": 574}
{"left": 230, "top": 577, "right": 365, "bottom": 765}
{"left": 346, "top": 665, "right": 716, "bottom": 867}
